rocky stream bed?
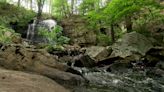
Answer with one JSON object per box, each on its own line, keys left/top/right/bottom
{"left": 0, "top": 32, "right": 164, "bottom": 92}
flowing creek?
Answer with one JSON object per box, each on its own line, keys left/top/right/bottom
{"left": 73, "top": 67, "right": 164, "bottom": 92}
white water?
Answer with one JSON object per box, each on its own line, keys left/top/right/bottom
{"left": 39, "top": 19, "right": 57, "bottom": 32}
{"left": 26, "top": 23, "right": 35, "bottom": 41}
{"left": 26, "top": 19, "right": 57, "bottom": 41}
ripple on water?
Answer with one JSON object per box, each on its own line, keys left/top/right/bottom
{"left": 74, "top": 70, "right": 164, "bottom": 92}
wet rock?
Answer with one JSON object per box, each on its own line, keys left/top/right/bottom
{"left": 74, "top": 54, "right": 96, "bottom": 68}
{"left": 0, "top": 68, "right": 70, "bottom": 92}
{"left": 53, "top": 44, "right": 96, "bottom": 68}
{"left": 156, "top": 61, "right": 164, "bottom": 70}
{"left": 0, "top": 44, "right": 86, "bottom": 87}
{"left": 144, "top": 47, "right": 164, "bottom": 67}
{"left": 146, "top": 47, "right": 164, "bottom": 60}
{"left": 146, "top": 68, "right": 164, "bottom": 77}
{"left": 111, "top": 32, "right": 153, "bottom": 60}
{"left": 96, "top": 56, "right": 122, "bottom": 66}
{"left": 107, "top": 61, "right": 133, "bottom": 73}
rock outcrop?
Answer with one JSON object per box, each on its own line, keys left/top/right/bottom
{"left": 0, "top": 44, "right": 86, "bottom": 87}
{"left": 61, "top": 15, "right": 97, "bottom": 46}
{"left": 0, "top": 68, "right": 70, "bottom": 92}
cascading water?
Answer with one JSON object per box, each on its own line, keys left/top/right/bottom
{"left": 72, "top": 67, "right": 164, "bottom": 92}
{"left": 26, "top": 19, "right": 57, "bottom": 43}
{"left": 26, "top": 20, "right": 36, "bottom": 41}
{"left": 26, "top": 24, "right": 35, "bottom": 41}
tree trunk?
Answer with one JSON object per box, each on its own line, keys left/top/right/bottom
{"left": 30, "top": 0, "right": 33, "bottom": 10}
{"left": 17, "top": 0, "right": 21, "bottom": 7}
{"left": 37, "top": 0, "right": 45, "bottom": 20}
{"left": 34, "top": 0, "right": 45, "bottom": 32}
{"left": 49, "top": 0, "right": 52, "bottom": 14}
{"left": 71, "top": 0, "right": 74, "bottom": 15}
{"left": 111, "top": 24, "right": 115, "bottom": 43}
{"left": 125, "top": 16, "right": 132, "bottom": 33}
{"left": 26, "top": 0, "right": 29, "bottom": 9}
{"left": 74, "top": 0, "right": 78, "bottom": 14}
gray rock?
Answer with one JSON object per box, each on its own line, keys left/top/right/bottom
{"left": 73, "top": 46, "right": 112, "bottom": 67}
{"left": 111, "top": 32, "right": 153, "bottom": 59}
{"left": 85, "top": 46, "right": 112, "bottom": 63}
{"left": 156, "top": 61, "right": 164, "bottom": 70}
{"left": 107, "top": 61, "right": 133, "bottom": 74}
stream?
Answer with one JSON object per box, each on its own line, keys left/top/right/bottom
{"left": 73, "top": 67, "right": 164, "bottom": 92}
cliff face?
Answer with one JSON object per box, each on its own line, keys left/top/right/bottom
{"left": 61, "top": 15, "right": 97, "bottom": 46}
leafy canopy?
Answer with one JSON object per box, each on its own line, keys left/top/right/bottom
{"left": 103, "top": 0, "right": 162, "bottom": 24}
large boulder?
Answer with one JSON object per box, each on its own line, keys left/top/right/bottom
{"left": 72, "top": 46, "right": 112, "bottom": 68}
{"left": 85, "top": 46, "right": 112, "bottom": 62}
{"left": 0, "top": 68, "right": 70, "bottom": 92}
{"left": 111, "top": 32, "right": 153, "bottom": 60}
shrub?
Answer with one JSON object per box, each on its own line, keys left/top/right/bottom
{"left": 96, "top": 33, "right": 111, "bottom": 46}
{"left": 38, "top": 25, "right": 70, "bottom": 45}
{"left": 0, "top": 2, "right": 35, "bottom": 28}
{"left": 0, "top": 25, "right": 20, "bottom": 44}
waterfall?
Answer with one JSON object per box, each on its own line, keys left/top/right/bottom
{"left": 26, "top": 19, "right": 57, "bottom": 43}
{"left": 26, "top": 20, "right": 36, "bottom": 41}
{"left": 26, "top": 24, "right": 35, "bottom": 41}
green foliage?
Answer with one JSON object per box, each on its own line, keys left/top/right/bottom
{"left": 134, "top": 6, "right": 164, "bottom": 36}
{"left": 79, "top": 0, "right": 100, "bottom": 14}
{"left": 0, "top": 0, "right": 7, "bottom": 3}
{"left": 87, "top": 0, "right": 162, "bottom": 27}
{"left": 87, "top": 9, "right": 105, "bottom": 30}
{"left": 86, "top": 0, "right": 163, "bottom": 43}
{"left": 52, "top": 0, "right": 70, "bottom": 19}
{"left": 103, "top": 0, "right": 161, "bottom": 24}
{"left": 0, "top": 2, "right": 35, "bottom": 27}
{"left": 97, "top": 33, "right": 111, "bottom": 46}
{"left": 38, "top": 25, "right": 70, "bottom": 45}
{"left": 0, "top": 25, "right": 20, "bottom": 44}
{"left": 45, "top": 44, "right": 64, "bottom": 52}
{"left": 115, "top": 27, "right": 126, "bottom": 39}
